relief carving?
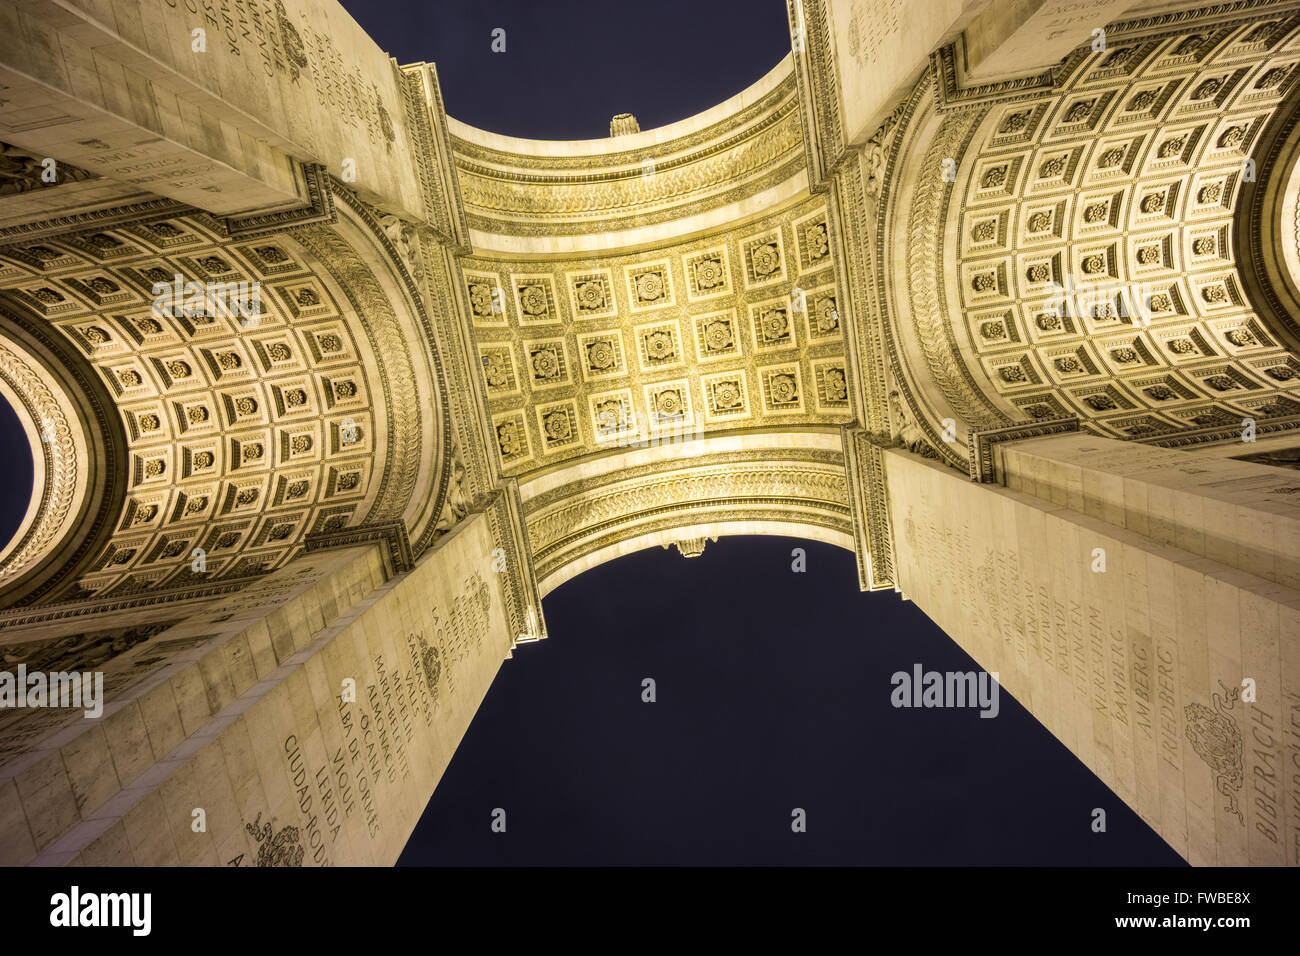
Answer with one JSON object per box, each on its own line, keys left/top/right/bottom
{"left": 1184, "top": 681, "right": 1245, "bottom": 825}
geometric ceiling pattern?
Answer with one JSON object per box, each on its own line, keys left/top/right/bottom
{"left": 939, "top": 19, "right": 1300, "bottom": 439}
{"left": 465, "top": 194, "right": 852, "bottom": 478}
{"left": 0, "top": 214, "right": 383, "bottom": 600}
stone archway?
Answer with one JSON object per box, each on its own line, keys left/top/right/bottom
{"left": 1235, "top": 79, "right": 1300, "bottom": 356}
{"left": 0, "top": 299, "right": 129, "bottom": 605}
{"left": 0, "top": 0, "right": 1297, "bottom": 870}
{"left": 0, "top": 196, "right": 451, "bottom": 610}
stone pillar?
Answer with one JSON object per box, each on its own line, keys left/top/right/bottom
{"left": 880, "top": 434, "right": 1300, "bottom": 866}
{"left": 0, "top": 0, "right": 429, "bottom": 218}
{"left": 0, "top": 508, "right": 516, "bottom": 866}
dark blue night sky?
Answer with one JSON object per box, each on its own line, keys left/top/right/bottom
{"left": 0, "top": 393, "right": 32, "bottom": 551}
{"left": 399, "top": 536, "right": 1181, "bottom": 865}
{"left": 342, "top": 0, "right": 793, "bottom": 140}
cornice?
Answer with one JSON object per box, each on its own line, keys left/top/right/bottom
{"left": 399, "top": 62, "right": 472, "bottom": 253}
{"left": 841, "top": 425, "right": 897, "bottom": 591}
{"left": 968, "top": 417, "right": 1081, "bottom": 483}
{"left": 0, "top": 162, "right": 336, "bottom": 248}
{"left": 305, "top": 519, "right": 413, "bottom": 573}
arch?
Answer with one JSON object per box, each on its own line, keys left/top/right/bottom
{"left": 1234, "top": 78, "right": 1300, "bottom": 354}
{"left": 291, "top": 191, "right": 452, "bottom": 546}
{"left": 0, "top": 301, "right": 129, "bottom": 606}
{"left": 881, "top": 21, "right": 1300, "bottom": 451}
{"left": 881, "top": 77, "right": 1007, "bottom": 462}
{"left": 519, "top": 429, "right": 852, "bottom": 596}
{"left": 448, "top": 55, "right": 806, "bottom": 256}
{"left": 443, "top": 51, "right": 858, "bottom": 597}
{"left": 0, "top": 199, "right": 447, "bottom": 607}
{"left": 542, "top": 521, "right": 855, "bottom": 597}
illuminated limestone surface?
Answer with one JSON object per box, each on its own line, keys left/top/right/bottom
{"left": 0, "top": 0, "right": 1297, "bottom": 865}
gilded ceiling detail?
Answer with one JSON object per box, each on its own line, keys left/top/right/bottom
{"left": 878, "top": 14, "right": 1300, "bottom": 456}
{"left": 948, "top": 25, "right": 1300, "bottom": 439}
{"left": 0, "top": 211, "right": 402, "bottom": 601}
{"left": 443, "top": 58, "right": 858, "bottom": 588}
{"left": 463, "top": 196, "right": 851, "bottom": 479}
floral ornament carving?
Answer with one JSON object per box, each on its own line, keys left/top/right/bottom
{"left": 758, "top": 307, "right": 791, "bottom": 346}
{"left": 482, "top": 350, "right": 510, "bottom": 388}
{"left": 1098, "top": 147, "right": 1125, "bottom": 168}
{"left": 1064, "top": 100, "right": 1092, "bottom": 123}
{"left": 750, "top": 243, "right": 780, "bottom": 277}
{"left": 643, "top": 329, "right": 676, "bottom": 364}
{"left": 633, "top": 269, "right": 666, "bottom": 303}
{"left": 574, "top": 279, "right": 607, "bottom": 313}
{"left": 493, "top": 421, "right": 525, "bottom": 463}
{"left": 593, "top": 398, "right": 628, "bottom": 434}
{"left": 814, "top": 297, "right": 839, "bottom": 336}
{"left": 692, "top": 256, "right": 725, "bottom": 291}
{"left": 1000, "top": 110, "right": 1030, "bottom": 134}
{"left": 530, "top": 346, "right": 561, "bottom": 381}
{"left": 651, "top": 387, "right": 686, "bottom": 420}
{"left": 468, "top": 280, "right": 496, "bottom": 319}
{"left": 824, "top": 367, "right": 848, "bottom": 403}
{"left": 584, "top": 339, "right": 617, "bottom": 372}
{"left": 1127, "top": 90, "right": 1157, "bottom": 112}
{"left": 518, "top": 282, "right": 550, "bottom": 317}
{"left": 1218, "top": 126, "right": 1246, "bottom": 150}
{"left": 542, "top": 409, "right": 573, "bottom": 443}
{"left": 702, "top": 318, "right": 734, "bottom": 353}
{"left": 981, "top": 166, "right": 1007, "bottom": 189}
{"left": 711, "top": 379, "right": 743, "bottom": 411}
{"left": 768, "top": 373, "right": 798, "bottom": 405}
{"left": 804, "top": 222, "right": 830, "bottom": 261}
